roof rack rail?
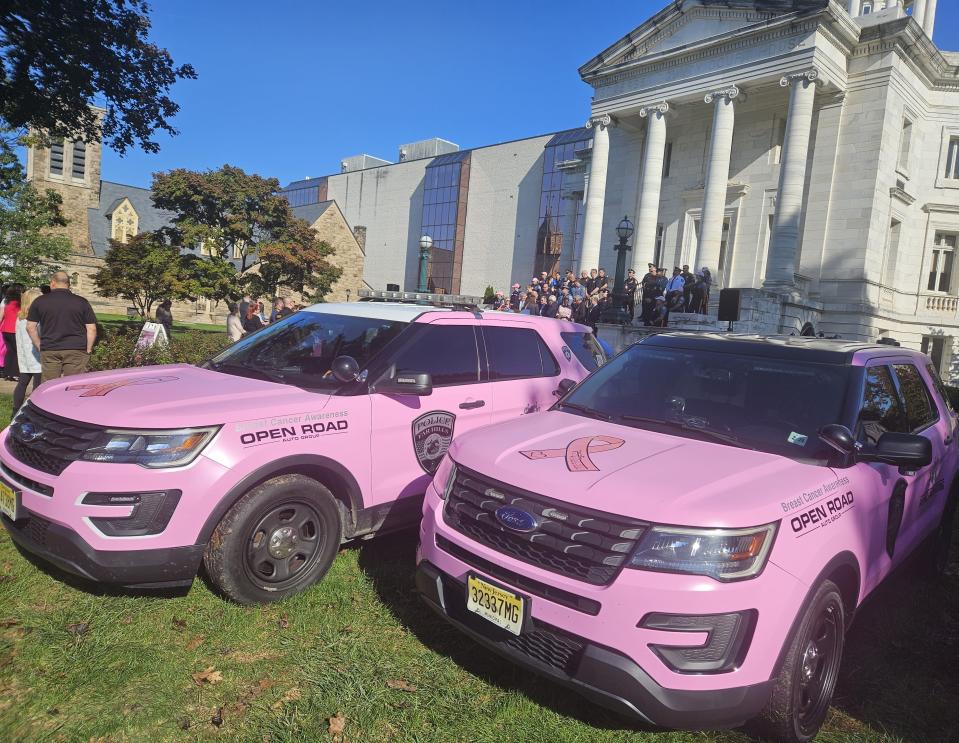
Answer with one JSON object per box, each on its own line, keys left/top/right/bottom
{"left": 358, "top": 289, "right": 484, "bottom": 314}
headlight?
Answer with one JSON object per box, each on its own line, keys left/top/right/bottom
{"left": 82, "top": 427, "right": 220, "bottom": 468}
{"left": 433, "top": 455, "right": 457, "bottom": 500}
{"left": 627, "top": 523, "right": 777, "bottom": 581}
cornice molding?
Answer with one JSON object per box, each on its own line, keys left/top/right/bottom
{"left": 890, "top": 186, "right": 916, "bottom": 206}
{"left": 922, "top": 202, "right": 959, "bottom": 214}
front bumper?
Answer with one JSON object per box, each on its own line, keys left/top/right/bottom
{"left": 416, "top": 560, "right": 772, "bottom": 730}
{"left": 3, "top": 508, "right": 204, "bottom": 588}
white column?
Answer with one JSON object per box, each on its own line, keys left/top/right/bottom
{"left": 699, "top": 86, "right": 738, "bottom": 286}
{"left": 633, "top": 102, "right": 669, "bottom": 273}
{"left": 580, "top": 114, "right": 613, "bottom": 274}
{"left": 912, "top": 0, "right": 927, "bottom": 27}
{"left": 848, "top": 0, "right": 862, "bottom": 17}
{"left": 923, "top": 0, "right": 937, "bottom": 37}
{"left": 765, "top": 70, "right": 818, "bottom": 289}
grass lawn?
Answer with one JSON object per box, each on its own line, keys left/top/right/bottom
{"left": 96, "top": 313, "right": 225, "bottom": 335}
{"left": 0, "top": 392, "right": 956, "bottom": 742}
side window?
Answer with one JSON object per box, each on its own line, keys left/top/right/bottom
{"left": 893, "top": 364, "right": 938, "bottom": 431}
{"left": 391, "top": 325, "right": 479, "bottom": 387}
{"left": 561, "top": 331, "right": 607, "bottom": 372}
{"left": 926, "top": 362, "right": 955, "bottom": 413}
{"left": 483, "top": 326, "right": 560, "bottom": 381}
{"left": 859, "top": 365, "right": 909, "bottom": 443}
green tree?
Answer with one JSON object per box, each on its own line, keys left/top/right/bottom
{"left": 181, "top": 254, "right": 240, "bottom": 309}
{"left": 93, "top": 231, "right": 194, "bottom": 318}
{"left": 0, "top": 0, "right": 196, "bottom": 153}
{"left": 151, "top": 165, "right": 342, "bottom": 299}
{"left": 0, "top": 133, "right": 71, "bottom": 286}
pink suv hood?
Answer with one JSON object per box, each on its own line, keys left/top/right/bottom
{"left": 26, "top": 364, "right": 330, "bottom": 429}
{"left": 450, "top": 411, "right": 835, "bottom": 527}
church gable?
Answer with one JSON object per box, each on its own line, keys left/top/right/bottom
{"left": 580, "top": 0, "right": 828, "bottom": 78}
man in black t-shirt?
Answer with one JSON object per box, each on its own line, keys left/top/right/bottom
{"left": 26, "top": 271, "right": 97, "bottom": 382}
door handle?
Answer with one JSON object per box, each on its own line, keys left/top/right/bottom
{"left": 459, "top": 400, "right": 486, "bottom": 410}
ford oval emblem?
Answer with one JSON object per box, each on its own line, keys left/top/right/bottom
{"left": 495, "top": 506, "right": 538, "bottom": 533}
{"left": 17, "top": 422, "right": 42, "bottom": 443}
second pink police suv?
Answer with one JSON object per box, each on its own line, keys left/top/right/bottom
{"left": 418, "top": 333, "right": 958, "bottom": 743}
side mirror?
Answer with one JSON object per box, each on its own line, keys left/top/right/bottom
{"left": 553, "top": 378, "right": 577, "bottom": 397}
{"left": 331, "top": 355, "right": 360, "bottom": 383}
{"left": 376, "top": 369, "right": 433, "bottom": 397}
{"left": 818, "top": 424, "right": 857, "bottom": 455}
{"left": 859, "top": 432, "right": 932, "bottom": 470}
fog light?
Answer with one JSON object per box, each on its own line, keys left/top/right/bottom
{"left": 82, "top": 490, "right": 181, "bottom": 537}
{"left": 640, "top": 610, "right": 757, "bottom": 674}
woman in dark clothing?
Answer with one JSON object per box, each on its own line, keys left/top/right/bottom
{"left": 155, "top": 300, "right": 173, "bottom": 338}
{"left": 243, "top": 301, "right": 265, "bottom": 334}
{"left": 1, "top": 285, "right": 21, "bottom": 381}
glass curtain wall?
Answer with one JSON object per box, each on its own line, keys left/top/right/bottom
{"left": 420, "top": 151, "right": 471, "bottom": 294}
{"left": 278, "top": 177, "right": 329, "bottom": 208}
{"left": 537, "top": 128, "right": 591, "bottom": 276}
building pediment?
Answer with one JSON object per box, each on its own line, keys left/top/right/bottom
{"left": 580, "top": 0, "right": 829, "bottom": 80}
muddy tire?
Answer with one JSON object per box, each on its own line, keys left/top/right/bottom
{"left": 748, "top": 580, "right": 845, "bottom": 743}
{"left": 203, "top": 474, "right": 341, "bottom": 605}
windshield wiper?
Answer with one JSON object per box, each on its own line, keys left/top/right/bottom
{"left": 618, "top": 415, "right": 755, "bottom": 450}
{"left": 210, "top": 363, "right": 286, "bottom": 385}
{"left": 558, "top": 402, "right": 614, "bottom": 422}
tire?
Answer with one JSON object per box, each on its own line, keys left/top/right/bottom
{"left": 203, "top": 474, "right": 342, "bottom": 605}
{"left": 749, "top": 580, "right": 845, "bottom": 743}
{"left": 929, "top": 493, "right": 958, "bottom": 580}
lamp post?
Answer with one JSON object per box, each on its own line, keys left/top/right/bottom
{"left": 600, "top": 216, "right": 634, "bottom": 324}
{"left": 418, "top": 235, "right": 432, "bottom": 293}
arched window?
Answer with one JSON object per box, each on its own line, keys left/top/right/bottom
{"left": 110, "top": 199, "right": 139, "bottom": 243}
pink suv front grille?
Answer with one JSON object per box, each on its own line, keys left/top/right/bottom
{"left": 443, "top": 466, "right": 648, "bottom": 586}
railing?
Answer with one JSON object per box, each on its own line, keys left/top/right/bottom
{"left": 924, "top": 294, "right": 959, "bottom": 313}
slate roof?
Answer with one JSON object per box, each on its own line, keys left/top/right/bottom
{"left": 87, "top": 180, "right": 176, "bottom": 257}
{"left": 292, "top": 200, "right": 335, "bottom": 226}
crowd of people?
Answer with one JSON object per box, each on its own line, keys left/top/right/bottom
{"left": 1, "top": 272, "right": 98, "bottom": 411}
{"left": 484, "top": 264, "right": 712, "bottom": 329}
{"left": 226, "top": 295, "right": 301, "bottom": 341}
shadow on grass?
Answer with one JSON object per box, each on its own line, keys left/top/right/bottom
{"left": 356, "top": 528, "right": 655, "bottom": 736}
{"left": 359, "top": 527, "right": 959, "bottom": 743}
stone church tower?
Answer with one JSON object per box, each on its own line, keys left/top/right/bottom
{"left": 24, "top": 108, "right": 104, "bottom": 257}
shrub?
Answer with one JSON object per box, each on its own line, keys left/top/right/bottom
{"left": 90, "top": 324, "right": 229, "bottom": 372}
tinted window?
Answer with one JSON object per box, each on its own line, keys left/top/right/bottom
{"left": 859, "top": 365, "right": 908, "bottom": 443}
{"left": 391, "top": 325, "right": 479, "bottom": 387}
{"left": 561, "top": 331, "right": 607, "bottom": 372}
{"left": 894, "top": 364, "right": 937, "bottom": 431}
{"left": 484, "top": 326, "right": 560, "bottom": 381}
{"left": 560, "top": 345, "right": 850, "bottom": 463}
{"left": 926, "top": 362, "right": 954, "bottom": 413}
{"left": 209, "top": 312, "right": 408, "bottom": 391}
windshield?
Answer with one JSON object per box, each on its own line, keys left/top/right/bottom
{"left": 561, "top": 344, "right": 851, "bottom": 462}
{"left": 209, "top": 312, "right": 408, "bottom": 391}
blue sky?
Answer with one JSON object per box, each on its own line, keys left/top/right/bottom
{"left": 98, "top": 0, "right": 958, "bottom": 189}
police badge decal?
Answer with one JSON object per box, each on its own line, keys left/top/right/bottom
{"left": 412, "top": 411, "right": 456, "bottom": 474}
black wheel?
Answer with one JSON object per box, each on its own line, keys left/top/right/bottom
{"left": 203, "top": 474, "right": 342, "bottom": 605}
{"left": 749, "top": 580, "right": 845, "bottom": 743}
{"left": 930, "top": 494, "right": 957, "bottom": 579}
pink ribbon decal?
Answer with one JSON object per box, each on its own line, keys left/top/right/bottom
{"left": 521, "top": 435, "right": 625, "bottom": 472}
{"left": 65, "top": 376, "right": 180, "bottom": 398}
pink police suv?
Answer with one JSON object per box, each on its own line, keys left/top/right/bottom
{"left": 0, "top": 301, "right": 604, "bottom": 604}
{"left": 417, "top": 333, "right": 959, "bottom": 742}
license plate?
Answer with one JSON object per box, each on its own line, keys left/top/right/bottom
{"left": 0, "top": 480, "right": 18, "bottom": 522}
{"left": 466, "top": 574, "right": 525, "bottom": 636}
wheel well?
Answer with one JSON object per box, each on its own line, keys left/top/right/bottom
{"left": 273, "top": 463, "right": 358, "bottom": 535}
{"left": 825, "top": 562, "right": 860, "bottom": 629}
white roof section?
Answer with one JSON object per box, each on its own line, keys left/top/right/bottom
{"left": 303, "top": 302, "right": 453, "bottom": 322}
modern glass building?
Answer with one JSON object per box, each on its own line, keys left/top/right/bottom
{"left": 278, "top": 177, "right": 328, "bottom": 208}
